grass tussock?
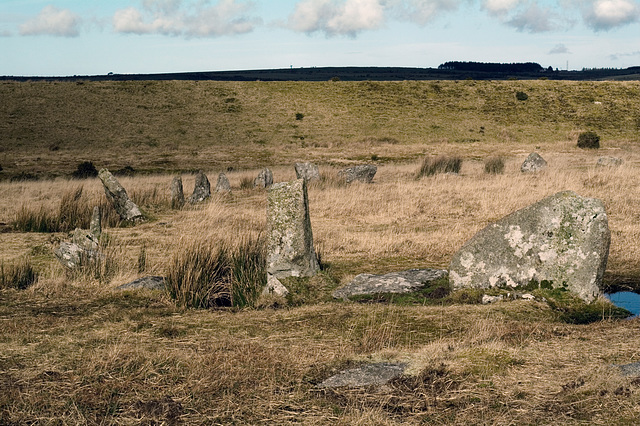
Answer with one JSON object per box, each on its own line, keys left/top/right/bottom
{"left": 416, "top": 155, "right": 463, "bottom": 179}
{"left": 166, "top": 234, "right": 266, "bottom": 309}
{"left": 484, "top": 156, "right": 505, "bottom": 174}
{"left": 0, "top": 258, "right": 38, "bottom": 290}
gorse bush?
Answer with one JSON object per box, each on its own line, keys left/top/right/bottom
{"left": 577, "top": 131, "right": 600, "bottom": 149}
{"left": 71, "top": 161, "right": 98, "bottom": 179}
{"left": 166, "top": 235, "right": 266, "bottom": 309}
{"left": 516, "top": 91, "right": 528, "bottom": 101}
{"left": 484, "top": 157, "right": 505, "bottom": 174}
{"left": 416, "top": 155, "right": 463, "bottom": 179}
{"left": 0, "top": 259, "right": 38, "bottom": 290}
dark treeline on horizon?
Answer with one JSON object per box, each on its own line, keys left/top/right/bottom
{"left": 438, "top": 61, "right": 545, "bottom": 73}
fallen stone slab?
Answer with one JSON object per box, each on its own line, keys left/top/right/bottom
{"left": 116, "top": 276, "right": 166, "bottom": 291}
{"left": 332, "top": 269, "right": 448, "bottom": 300}
{"left": 597, "top": 156, "right": 623, "bottom": 167}
{"left": 317, "top": 363, "right": 407, "bottom": 389}
{"left": 54, "top": 242, "right": 102, "bottom": 269}
{"left": 614, "top": 362, "right": 640, "bottom": 377}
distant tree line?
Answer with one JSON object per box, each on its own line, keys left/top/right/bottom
{"left": 438, "top": 61, "right": 544, "bottom": 73}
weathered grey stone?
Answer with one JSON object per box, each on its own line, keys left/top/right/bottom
{"left": 71, "top": 228, "right": 99, "bottom": 251}
{"left": 482, "top": 295, "right": 503, "bottom": 304}
{"left": 295, "top": 162, "right": 320, "bottom": 182}
{"left": 54, "top": 242, "right": 102, "bottom": 269}
{"left": 262, "top": 275, "right": 289, "bottom": 297}
{"left": 90, "top": 206, "right": 101, "bottom": 240}
{"left": 317, "top": 363, "right": 407, "bottom": 389}
{"left": 98, "top": 168, "right": 144, "bottom": 222}
{"left": 215, "top": 172, "right": 231, "bottom": 193}
{"left": 597, "top": 156, "right": 623, "bottom": 167}
{"left": 338, "top": 164, "right": 377, "bottom": 183}
{"left": 332, "top": 269, "right": 448, "bottom": 299}
{"left": 254, "top": 168, "right": 273, "bottom": 188}
{"left": 116, "top": 276, "right": 166, "bottom": 291}
{"left": 267, "top": 179, "right": 319, "bottom": 280}
{"left": 615, "top": 362, "right": 640, "bottom": 377}
{"left": 188, "top": 171, "right": 210, "bottom": 204}
{"left": 170, "top": 175, "right": 185, "bottom": 209}
{"left": 449, "top": 191, "right": 610, "bottom": 302}
{"left": 521, "top": 153, "right": 547, "bottom": 173}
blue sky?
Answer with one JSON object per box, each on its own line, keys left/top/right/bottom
{"left": 1, "top": 0, "right": 639, "bottom": 76}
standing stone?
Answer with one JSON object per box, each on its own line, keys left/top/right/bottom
{"left": 267, "top": 179, "right": 319, "bottom": 280}
{"left": 338, "top": 164, "right": 377, "bottom": 183}
{"left": 90, "top": 206, "right": 101, "bottom": 241}
{"left": 254, "top": 168, "right": 273, "bottom": 188}
{"left": 98, "top": 169, "right": 144, "bottom": 222}
{"left": 597, "top": 156, "right": 623, "bottom": 167}
{"left": 170, "top": 176, "right": 185, "bottom": 209}
{"left": 54, "top": 242, "right": 102, "bottom": 269}
{"left": 449, "top": 191, "right": 610, "bottom": 302}
{"left": 521, "top": 153, "right": 547, "bottom": 173}
{"left": 294, "top": 162, "right": 320, "bottom": 182}
{"left": 215, "top": 172, "right": 231, "bottom": 193}
{"left": 188, "top": 171, "right": 210, "bottom": 204}
{"left": 71, "top": 228, "right": 99, "bottom": 251}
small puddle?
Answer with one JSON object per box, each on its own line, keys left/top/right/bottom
{"left": 605, "top": 292, "right": 640, "bottom": 317}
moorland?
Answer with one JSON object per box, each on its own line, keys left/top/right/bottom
{"left": 1, "top": 79, "right": 640, "bottom": 424}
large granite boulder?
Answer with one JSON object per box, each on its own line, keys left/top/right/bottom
{"left": 170, "top": 175, "right": 185, "bottom": 209}
{"left": 449, "top": 191, "right": 610, "bottom": 302}
{"left": 267, "top": 179, "right": 319, "bottom": 280}
{"left": 338, "top": 164, "right": 377, "bottom": 183}
{"left": 332, "top": 269, "right": 448, "bottom": 299}
{"left": 254, "top": 168, "right": 273, "bottom": 188}
{"left": 188, "top": 171, "right": 210, "bottom": 204}
{"left": 521, "top": 153, "right": 547, "bottom": 173}
{"left": 54, "top": 242, "right": 102, "bottom": 269}
{"left": 215, "top": 172, "right": 231, "bottom": 193}
{"left": 295, "top": 162, "right": 320, "bottom": 182}
{"left": 98, "top": 169, "right": 144, "bottom": 222}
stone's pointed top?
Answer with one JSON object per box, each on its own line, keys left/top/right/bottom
{"left": 521, "top": 152, "right": 547, "bottom": 173}
{"left": 188, "top": 171, "right": 210, "bottom": 204}
{"left": 449, "top": 191, "right": 610, "bottom": 302}
{"left": 98, "top": 168, "right": 144, "bottom": 222}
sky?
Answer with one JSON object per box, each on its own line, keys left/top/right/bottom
{"left": 1, "top": 0, "right": 639, "bottom": 76}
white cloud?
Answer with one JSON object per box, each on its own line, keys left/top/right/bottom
{"left": 609, "top": 50, "right": 640, "bottom": 60}
{"left": 506, "top": 3, "right": 559, "bottom": 32}
{"left": 584, "top": 0, "right": 639, "bottom": 31}
{"left": 482, "top": 0, "right": 521, "bottom": 16}
{"left": 549, "top": 43, "right": 570, "bottom": 54}
{"left": 391, "top": 0, "right": 465, "bottom": 25}
{"left": 288, "top": 0, "right": 385, "bottom": 36}
{"left": 113, "top": 0, "right": 261, "bottom": 37}
{"left": 19, "top": 5, "right": 81, "bottom": 37}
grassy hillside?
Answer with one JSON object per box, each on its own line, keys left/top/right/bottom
{"left": 1, "top": 79, "right": 639, "bottom": 178}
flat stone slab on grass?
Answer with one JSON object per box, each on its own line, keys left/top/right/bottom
{"left": 317, "top": 363, "right": 407, "bottom": 388}
{"left": 332, "top": 269, "right": 448, "bottom": 300}
{"left": 116, "top": 276, "right": 166, "bottom": 291}
{"left": 615, "top": 362, "right": 640, "bottom": 377}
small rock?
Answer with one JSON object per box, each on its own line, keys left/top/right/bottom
{"left": 332, "top": 269, "right": 448, "bottom": 299}
{"left": 295, "top": 162, "right": 320, "bottom": 182}
{"left": 521, "top": 153, "right": 547, "bottom": 173}
{"left": 254, "top": 168, "right": 273, "bottom": 188}
{"left": 215, "top": 172, "right": 231, "bottom": 193}
{"left": 521, "top": 293, "right": 535, "bottom": 301}
{"left": 318, "top": 363, "right": 407, "bottom": 389}
{"left": 338, "top": 164, "right": 377, "bottom": 183}
{"left": 116, "top": 276, "right": 166, "bottom": 291}
{"left": 596, "top": 156, "right": 623, "bottom": 167}
{"left": 262, "top": 275, "right": 289, "bottom": 297}
{"left": 482, "top": 294, "right": 503, "bottom": 304}
{"left": 188, "top": 171, "right": 211, "bottom": 204}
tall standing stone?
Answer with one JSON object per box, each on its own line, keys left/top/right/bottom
{"left": 267, "top": 179, "right": 319, "bottom": 280}
{"left": 254, "top": 168, "right": 273, "bottom": 188}
{"left": 90, "top": 206, "right": 101, "bottom": 241}
{"left": 449, "top": 191, "right": 610, "bottom": 302}
{"left": 98, "top": 169, "right": 144, "bottom": 222}
{"left": 171, "top": 176, "right": 185, "bottom": 209}
{"left": 521, "top": 153, "right": 547, "bottom": 173}
{"left": 338, "top": 164, "right": 377, "bottom": 183}
{"left": 295, "top": 162, "right": 320, "bottom": 182}
{"left": 215, "top": 172, "right": 231, "bottom": 193}
{"left": 188, "top": 171, "right": 210, "bottom": 204}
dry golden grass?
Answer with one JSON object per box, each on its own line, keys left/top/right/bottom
{"left": 3, "top": 80, "right": 640, "bottom": 423}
